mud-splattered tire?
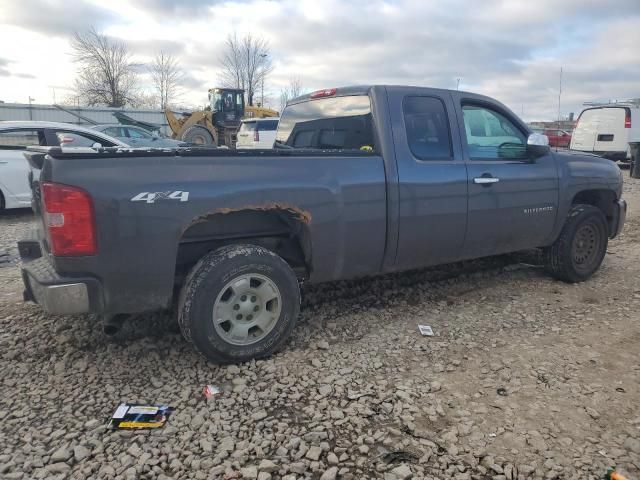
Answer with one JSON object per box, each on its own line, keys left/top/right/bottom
{"left": 544, "top": 204, "right": 608, "bottom": 283}
{"left": 178, "top": 245, "right": 300, "bottom": 363}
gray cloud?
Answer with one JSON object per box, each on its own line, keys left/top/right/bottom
{"left": 127, "top": 39, "right": 186, "bottom": 57}
{"left": 259, "top": 0, "right": 640, "bottom": 119}
{"left": 0, "top": 57, "right": 36, "bottom": 79}
{"left": 132, "top": 0, "right": 224, "bottom": 18}
{"left": 1, "top": 0, "right": 118, "bottom": 36}
{"left": 0, "top": 58, "right": 9, "bottom": 76}
{"left": 2, "top": 0, "right": 639, "bottom": 119}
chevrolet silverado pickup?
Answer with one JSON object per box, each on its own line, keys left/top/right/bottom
{"left": 19, "top": 85, "right": 627, "bottom": 363}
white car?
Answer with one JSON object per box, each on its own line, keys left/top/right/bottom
{"left": 236, "top": 118, "right": 279, "bottom": 149}
{"left": 0, "top": 121, "right": 127, "bottom": 210}
{"left": 570, "top": 104, "right": 640, "bottom": 162}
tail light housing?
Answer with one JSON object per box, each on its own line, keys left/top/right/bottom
{"left": 41, "top": 182, "right": 97, "bottom": 256}
{"left": 624, "top": 108, "right": 631, "bottom": 128}
{"left": 254, "top": 129, "right": 260, "bottom": 142}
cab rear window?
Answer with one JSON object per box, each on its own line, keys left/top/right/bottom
{"left": 276, "top": 95, "right": 374, "bottom": 151}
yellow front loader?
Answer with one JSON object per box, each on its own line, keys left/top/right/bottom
{"left": 166, "top": 88, "right": 278, "bottom": 147}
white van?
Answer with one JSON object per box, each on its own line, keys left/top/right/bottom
{"left": 570, "top": 104, "right": 640, "bottom": 162}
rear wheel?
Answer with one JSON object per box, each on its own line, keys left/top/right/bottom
{"left": 178, "top": 245, "right": 300, "bottom": 363}
{"left": 544, "top": 204, "right": 608, "bottom": 283}
{"left": 181, "top": 125, "right": 214, "bottom": 145}
{"left": 0, "top": 189, "right": 4, "bottom": 211}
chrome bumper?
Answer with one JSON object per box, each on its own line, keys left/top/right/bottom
{"left": 27, "top": 278, "right": 90, "bottom": 315}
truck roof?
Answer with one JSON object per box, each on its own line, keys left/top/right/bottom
{"left": 288, "top": 84, "right": 481, "bottom": 105}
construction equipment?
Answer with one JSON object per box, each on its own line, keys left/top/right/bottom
{"left": 165, "top": 88, "right": 278, "bottom": 147}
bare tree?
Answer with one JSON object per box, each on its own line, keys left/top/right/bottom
{"left": 220, "top": 33, "right": 244, "bottom": 91}
{"left": 279, "top": 77, "right": 304, "bottom": 111}
{"left": 151, "top": 51, "right": 183, "bottom": 109}
{"left": 219, "top": 33, "right": 273, "bottom": 106}
{"left": 130, "top": 92, "right": 158, "bottom": 109}
{"left": 71, "top": 27, "right": 138, "bottom": 107}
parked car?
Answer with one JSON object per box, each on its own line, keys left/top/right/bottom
{"left": 92, "top": 124, "right": 189, "bottom": 148}
{"left": 570, "top": 104, "right": 640, "bottom": 162}
{"left": 236, "top": 118, "right": 279, "bottom": 149}
{"left": 543, "top": 129, "right": 572, "bottom": 148}
{"left": 20, "top": 85, "right": 626, "bottom": 363}
{"left": 0, "top": 121, "right": 126, "bottom": 210}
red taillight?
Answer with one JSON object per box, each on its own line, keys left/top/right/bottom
{"left": 254, "top": 129, "right": 260, "bottom": 142}
{"left": 310, "top": 88, "right": 337, "bottom": 99}
{"left": 625, "top": 110, "right": 631, "bottom": 128}
{"left": 41, "top": 182, "right": 97, "bottom": 256}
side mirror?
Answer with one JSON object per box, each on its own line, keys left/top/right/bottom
{"left": 91, "top": 142, "right": 102, "bottom": 149}
{"left": 526, "top": 133, "right": 550, "bottom": 159}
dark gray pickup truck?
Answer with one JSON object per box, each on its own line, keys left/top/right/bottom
{"left": 20, "top": 85, "right": 627, "bottom": 363}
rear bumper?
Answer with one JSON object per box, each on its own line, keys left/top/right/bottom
{"left": 610, "top": 199, "right": 627, "bottom": 239}
{"left": 20, "top": 241, "right": 103, "bottom": 315}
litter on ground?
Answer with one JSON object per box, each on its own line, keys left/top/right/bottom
{"left": 203, "top": 384, "right": 222, "bottom": 399}
{"left": 108, "top": 403, "right": 174, "bottom": 429}
{"left": 418, "top": 325, "right": 434, "bottom": 336}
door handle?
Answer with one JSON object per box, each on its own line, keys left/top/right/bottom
{"left": 474, "top": 176, "right": 500, "bottom": 184}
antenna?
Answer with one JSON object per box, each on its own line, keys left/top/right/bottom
{"left": 557, "top": 67, "right": 562, "bottom": 152}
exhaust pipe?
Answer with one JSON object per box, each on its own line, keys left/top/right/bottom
{"left": 103, "top": 314, "right": 126, "bottom": 336}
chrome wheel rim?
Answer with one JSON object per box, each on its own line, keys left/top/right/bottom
{"left": 212, "top": 273, "right": 282, "bottom": 346}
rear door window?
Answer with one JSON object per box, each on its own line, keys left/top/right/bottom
{"left": 104, "top": 127, "right": 124, "bottom": 137}
{"left": 258, "top": 120, "right": 278, "bottom": 132}
{"left": 276, "top": 95, "right": 374, "bottom": 151}
{"left": 0, "top": 129, "right": 45, "bottom": 148}
{"left": 126, "top": 127, "right": 152, "bottom": 139}
{"left": 239, "top": 122, "right": 257, "bottom": 133}
{"left": 403, "top": 96, "right": 452, "bottom": 160}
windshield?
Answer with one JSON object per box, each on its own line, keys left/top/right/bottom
{"left": 275, "top": 95, "right": 374, "bottom": 150}
{"left": 210, "top": 91, "right": 241, "bottom": 112}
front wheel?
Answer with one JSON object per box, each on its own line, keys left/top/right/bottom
{"left": 178, "top": 245, "right": 300, "bottom": 363}
{"left": 181, "top": 125, "right": 214, "bottom": 145}
{"left": 544, "top": 204, "right": 608, "bottom": 283}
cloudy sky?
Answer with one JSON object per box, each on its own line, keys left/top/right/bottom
{"left": 1, "top": 0, "right": 639, "bottom": 120}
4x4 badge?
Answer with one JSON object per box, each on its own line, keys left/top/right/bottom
{"left": 131, "top": 191, "right": 189, "bottom": 204}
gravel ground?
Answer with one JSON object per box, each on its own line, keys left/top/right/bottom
{"left": 1, "top": 176, "right": 639, "bottom": 480}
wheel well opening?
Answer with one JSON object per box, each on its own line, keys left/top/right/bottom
{"left": 175, "top": 207, "right": 312, "bottom": 286}
{"left": 571, "top": 189, "right": 616, "bottom": 234}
